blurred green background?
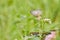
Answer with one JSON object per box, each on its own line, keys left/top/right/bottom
{"left": 0, "top": 0, "right": 60, "bottom": 40}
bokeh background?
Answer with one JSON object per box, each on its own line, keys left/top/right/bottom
{"left": 0, "top": 0, "right": 60, "bottom": 40}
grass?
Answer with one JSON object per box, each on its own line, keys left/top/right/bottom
{"left": 0, "top": 0, "right": 60, "bottom": 40}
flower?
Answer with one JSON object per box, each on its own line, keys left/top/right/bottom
{"left": 30, "top": 9, "right": 42, "bottom": 21}
{"left": 44, "top": 18, "right": 52, "bottom": 24}
{"left": 44, "top": 30, "right": 56, "bottom": 40}
{"left": 30, "top": 9, "right": 42, "bottom": 17}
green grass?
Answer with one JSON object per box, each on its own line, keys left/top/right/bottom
{"left": 0, "top": 0, "right": 60, "bottom": 40}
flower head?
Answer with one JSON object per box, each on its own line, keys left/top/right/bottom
{"left": 30, "top": 9, "right": 42, "bottom": 17}
{"left": 44, "top": 18, "right": 52, "bottom": 24}
{"left": 45, "top": 30, "right": 56, "bottom": 40}
{"left": 30, "top": 9, "right": 42, "bottom": 21}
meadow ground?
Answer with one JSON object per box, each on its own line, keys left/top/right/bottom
{"left": 0, "top": 0, "right": 60, "bottom": 40}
